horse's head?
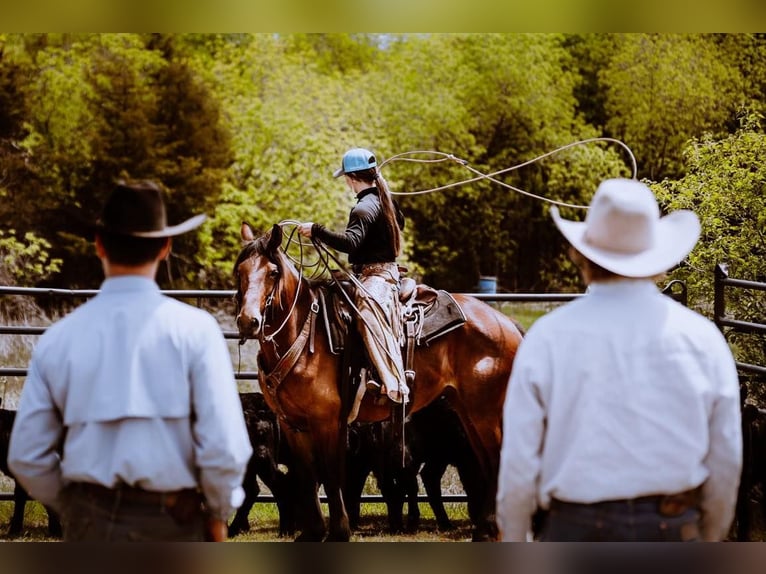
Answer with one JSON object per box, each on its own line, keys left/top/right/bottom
{"left": 234, "top": 222, "right": 286, "bottom": 339}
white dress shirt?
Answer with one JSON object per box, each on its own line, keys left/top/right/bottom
{"left": 497, "top": 279, "right": 742, "bottom": 541}
{"left": 9, "top": 276, "right": 252, "bottom": 520}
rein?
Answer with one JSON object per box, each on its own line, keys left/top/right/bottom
{"left": 260, "top": 291, "right": 319, "bottom": 393}
{"left": 260, "top": 268, "right": 303, "bottom": 345}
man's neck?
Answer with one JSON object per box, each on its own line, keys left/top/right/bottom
{"left": 103, "top": 261, "right": 159, "bottom": 279}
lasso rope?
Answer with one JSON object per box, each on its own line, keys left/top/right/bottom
{"left": 379, "top": 137, "right": 638, "bottom": 210}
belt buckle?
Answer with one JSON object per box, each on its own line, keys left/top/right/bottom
{"left": 658, "top": 494, "right": 689, "bottom": 517}
{"left": 162, "top": 492, "right": 180, "bottom": 509}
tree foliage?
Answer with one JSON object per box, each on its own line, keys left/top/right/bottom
{"left": 654, "top": 111, "right": 766, "bottom": 372}
{"left": 0, "top": 33, "right": 762, "bottom": 343}
{"left": 600, "top": 34, "right": 740, "bottom": 181}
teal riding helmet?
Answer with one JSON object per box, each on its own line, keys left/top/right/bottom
{"left": 333, "top": 148, "right": 377, "bottom": 178}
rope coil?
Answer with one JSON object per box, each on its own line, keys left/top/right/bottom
{"left": 379, "top": 137, "right": 638, "bottom": 210}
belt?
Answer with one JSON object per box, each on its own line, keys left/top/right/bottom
{"left": 352, "top": 262, "right": 398, "bottom": 275}
{"left": 69, "top": 481, "right": 202, "bottom": 515}
{"left": 550, "top": 487, "right": 701, "bottom": 518}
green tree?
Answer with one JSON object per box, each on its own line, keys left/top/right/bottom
{"left": 601, "top": 34, "right": 740, "bottom": 181}
{"left": 0, "top": 35, "right": 41, "bottom": 240}
{"left": 377, "top": 34, "right": 628, "bottom": 291}
{"left": 190, "top": 34, "right": 384, "bottom": 284}
{"left": 654, "top": 111, "right": 766, "bottom": 374}
{"left": 8, "top": 34, "right": 233, "bottom": 288}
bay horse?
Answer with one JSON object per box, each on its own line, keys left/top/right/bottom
{"left": 234, "top": 223, "right": 523, "bottom": 541}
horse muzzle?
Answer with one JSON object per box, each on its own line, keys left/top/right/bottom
{"left": 236, "top": 312, "right": 262, "bottom": 339}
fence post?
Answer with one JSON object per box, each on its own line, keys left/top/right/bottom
{"left": 714, "top": 263, "right": 728, "bottom": 334}
{"left": 661, "top": 279, "right": 687, "bottom": 306}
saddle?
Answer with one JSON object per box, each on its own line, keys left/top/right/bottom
{"left": 317, "top": 276, "right": 467, "bottom": 354}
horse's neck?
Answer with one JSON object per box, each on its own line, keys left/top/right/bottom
{"left": 267, "top": 275, "right": 314, "bottom": 349}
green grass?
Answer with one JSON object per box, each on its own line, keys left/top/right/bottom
{"left": 496, "top": 302, "right": 559, "bottom": 332}
{"left": 0, "top": 498, "right": 475, "bottom": 542}
{"left": 228, "top": 501, "right": 475, "bottom": 542}
{"left": 0, "top": 499, "right": 60, "bottom": 542}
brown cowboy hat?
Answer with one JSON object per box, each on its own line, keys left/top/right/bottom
{"left": 96, "top": 180, "right": 206, "bottom": 238}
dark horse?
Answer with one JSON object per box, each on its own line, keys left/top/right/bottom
{"left": 234, "top": 223, "right": 523, "bottom": 541}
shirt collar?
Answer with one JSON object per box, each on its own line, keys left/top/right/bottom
{"left": 99, "top": 275, "right": 161, "bottom": 294}
{"left": 587, "top": 279, "right": 660, "bottom": 297}
{"left": 356, "top": 187, "right": 378, "bottom": 200}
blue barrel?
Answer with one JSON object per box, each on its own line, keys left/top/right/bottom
{"left": 477, "top": 275, "right": 497, "bottom": 294}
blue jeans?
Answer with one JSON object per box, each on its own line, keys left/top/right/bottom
{"left": 541, "top": 497, "right": 701, "bottom": 541}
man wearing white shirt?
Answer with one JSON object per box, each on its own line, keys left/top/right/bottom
{"left": 496, "top": 178, "right": 742, "bottom": 541}
{"left": 9, "top": 180, "right": 252, "bottom": 542}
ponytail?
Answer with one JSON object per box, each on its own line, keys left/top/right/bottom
{"left": 348, "top": 167, "right": 402, "bottom": 257}
{"left": 374, "top": 171, "right": 402, "bottom": 257}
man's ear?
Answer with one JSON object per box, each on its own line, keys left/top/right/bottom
{"left": 95, "top": 233, "right": 106, "bottom": 259}
{"left": 162, "top": 238, "right": 173, "bottom": 260}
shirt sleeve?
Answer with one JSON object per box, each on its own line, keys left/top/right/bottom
{"left": 8, "top": 357, "right": 66, "bottom": 512}
{"left": 496, "top": 333, "right": 548, "bottom": 542}
{"left": 312, "top": 202, "right": 374, "bottom": 254}
{"left": 188, "top": 314, "right": 253, "bottom": 521}
{"left": 699, "top": 333, "right": 742, "bottom": 541}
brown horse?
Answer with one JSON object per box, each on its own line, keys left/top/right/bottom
{"left": 234, "top": 223, "right": 523, "bottom": 541}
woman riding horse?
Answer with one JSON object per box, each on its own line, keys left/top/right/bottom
{"left": 297, "top": 147, "right": 408, "bottom": 404}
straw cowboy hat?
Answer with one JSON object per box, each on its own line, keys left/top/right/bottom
{"left": 96, "top": 180, "right": 206, "bottom": 238}
{"left": 551, "top": 178, "right": 700, "bottom": 278}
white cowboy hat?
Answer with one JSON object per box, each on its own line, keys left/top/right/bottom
{"left": 551, "top": 178, "right": 700, "bottom": 278}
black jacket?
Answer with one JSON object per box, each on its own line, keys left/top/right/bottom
{"left": 312, "top": 187, "right": 404, "bottom": 265}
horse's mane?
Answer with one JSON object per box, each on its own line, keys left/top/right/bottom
{"left": 234, "top": 232, "right": 338, "bottom": 294}
{"left": 233, "top": 235, "right": 273, "bottom": 277}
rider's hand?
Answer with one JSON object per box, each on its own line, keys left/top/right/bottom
{"left": 297, "top": 222, "right": 314, "bottom": 238}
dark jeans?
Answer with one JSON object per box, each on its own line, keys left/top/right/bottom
{"left": 59, "top": 483, "right": 206, "bottom": 542}
{"left": 540, "top": 497, "right": 701, "bottom": 541}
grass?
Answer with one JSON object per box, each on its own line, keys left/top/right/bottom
{"left": 0, "top": 497, "right": 475, "bottom": 542}
{"left": 496, "top": 301, "right": 560, "bottom": 332}
{"left": 224, "top": 500, "right": 476, "bottom": 543}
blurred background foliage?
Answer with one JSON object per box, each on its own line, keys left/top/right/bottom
{"left": 0, "top": 32, "right": 763, "bottom": 368}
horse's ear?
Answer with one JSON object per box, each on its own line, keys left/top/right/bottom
{"left": 241, "top": 221, "right": 255, "bottom": 243}
{"left": 267, "top": 224, "right": 282, "bottom": 253}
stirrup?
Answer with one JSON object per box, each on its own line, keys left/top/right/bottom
{"left": 388, "top": 385, "right": 410, "bottom": 405}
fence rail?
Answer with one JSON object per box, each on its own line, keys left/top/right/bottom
{"left": 2, "top": 271, "right": 761, "bottom": 507}
{"left": 0, "top": 286, "right": 581, "bottom": 380}
{"left": 714, "top": 264, "right": 766, "bottom": 376}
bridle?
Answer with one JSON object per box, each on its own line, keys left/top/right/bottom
{"left": 236, "top": 246, "right": 304, "bottom": 347}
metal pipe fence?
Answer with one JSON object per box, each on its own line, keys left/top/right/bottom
{"left": 0, "top": 285, "right": 577, "bottom": 504}
{"left": 714, "top": 263, "right": 766, "bottom": 376}
{"left": 2, "top": 271, "right": 760, "bottom": 507}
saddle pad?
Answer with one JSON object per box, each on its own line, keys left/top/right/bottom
{"left": 418, "top": 290, "right": 467, "bottom": 345}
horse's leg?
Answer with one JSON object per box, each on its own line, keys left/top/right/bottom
{"left": 315, "top": 425, "right": 351, "bottom": 542}
{"left": 287, "top": 430, "right": 327, "bottom": 542}
{"left": 422, "top": 460, "right": 454, "bottom": 530}
{"left": 404, "top": 468, "right": 421, "bottom": 533}
{"left": 377, "top": 468, "right": 405, "bottom": 534}
{"left": 271, "top": 470, "right": 297, "bottom": 537}
{"left": 449, "top": 403, "right": 502, "bottom": 541}
{"left": 228, "top": 462, "right": 259, "bottom": 537}
{"left": 9, "top": 482, "right": 27, "bottom": 537}
{"left": 46, "top": 506, "right": 62, "bottom": 538}
{"left": 345, "top": 453, "right": 370, "bottom": 531}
